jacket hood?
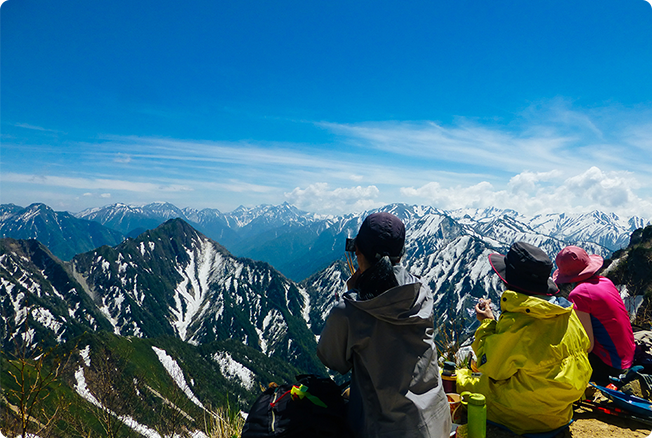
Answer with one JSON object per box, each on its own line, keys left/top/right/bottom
{"left": 501, "top": 289, "right": 573, "bottom": 318}
{"left": 343, "top": 265, "right": 433, "bottom": 325}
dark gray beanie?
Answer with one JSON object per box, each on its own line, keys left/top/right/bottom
{"left": 355, "top": 212, "right": 405, "bottom": 262}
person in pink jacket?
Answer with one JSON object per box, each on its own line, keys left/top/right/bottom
{"left": 553, "top": 246, "right": 635, "bottom": 384}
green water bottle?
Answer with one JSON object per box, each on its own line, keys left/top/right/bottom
{"left": 466, "top": 393, "right": 486, "bottom": 438}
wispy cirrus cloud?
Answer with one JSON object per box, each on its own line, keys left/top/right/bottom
{"left": 13, "top": 123, "right": 62, "bottom": 133}
{"left": 98, "top": 136, "right": 349, "bottom": 172}
{"left": 1, "top": 173, "right": 193, "bottom": 193}
{"left": 318, "top": 101, "right": 652, "bottom": 180}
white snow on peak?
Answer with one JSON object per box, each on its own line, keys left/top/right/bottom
{"left": 256, "top": 309, "right": 287, "bottom": 355}
{"left": 99, "top": 294, "right": 124, "bottom": 335}
{"left": 118, "top": 253, "right": 129, "bottom": 276}
{"left": 255, "top": 326, "right": 268, "bottom": 354}
{"left": 31, "top": 307, "right": 65, "bottom": 342}
{"left": 151, "top": 346, "right": 205, "bottom": 410}
{"left": 171, "top": 238, "right": 222, "bottom": 341}
{"left": 68, "top": 301, "right": 80, "bottom": 318}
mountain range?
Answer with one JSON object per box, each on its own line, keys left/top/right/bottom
{"left": 0, "top": 203, "right": 124, "bottom": 261}
{"left": 67, "top": 201, "right": 652, "bottom": 279}
{"left": 2, "top": 201, "right": 649, "bottom": 341}
{"left": 1, "top": 200, "right": 651, "bottom": 436}
{"left": 2, "top": 201, "right": 648, "bottom": 281}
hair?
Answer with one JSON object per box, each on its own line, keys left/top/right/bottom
{"left": 556, "top": 282, "right": 576, "bottom": 299}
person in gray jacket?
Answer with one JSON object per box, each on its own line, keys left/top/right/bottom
{"left": 317, "top": 212, "right": 451, "bottom": 438}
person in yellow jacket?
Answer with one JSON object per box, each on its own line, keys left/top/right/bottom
{"left": 457, "top": 241, "right": 592, "bottom": 436}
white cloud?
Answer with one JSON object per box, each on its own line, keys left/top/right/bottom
{"left": 507, "top": 170, "right": 561, "bottom": 194}
{"left": 622, "top": 123, "right": 652, "bottom": 154}
{"left": 159, "top": 185, "right": 193, "bottom": 192}
{"left": 100, "top": 193, "right": 111, "bottom": 198}
{"left": 103, "top": 136, "right": 350, "bottom": 173}
{"left": 209, "top": 180, "right": 275, "bottom": 193}
{"left": 284, "top": 183, "right": 381, "bottom": 214}
{"left": 563, "top": 167, "right": 638, "bottom": 208}
{"left": 401, "top": 167, "right": 652, "bottom": 219}
{"left": 321, "top": 119, "right": 570, "bottom": 174}
{"left": 400, "top": 181, "right": 499, "bottom": 211}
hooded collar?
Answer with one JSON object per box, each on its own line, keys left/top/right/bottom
{"left": 344, "top": 265, "right": 433, "bottom": 324}
{"left": 500, "top": 290, "right": 573, "bottom": 318}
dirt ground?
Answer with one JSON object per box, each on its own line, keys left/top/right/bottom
{"left": 472, "top": 405, "right": 652, "bottom": 438}
{"left": 569, "top": 405, "right": 651, "bottom": 437}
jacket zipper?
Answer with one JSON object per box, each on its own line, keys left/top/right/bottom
{"left": 270, "top": 390, "right": 279, "bottom": 433}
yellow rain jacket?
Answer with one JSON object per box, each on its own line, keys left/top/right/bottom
{"left": 457, "top": 290, "right": 592, "bottom": 435}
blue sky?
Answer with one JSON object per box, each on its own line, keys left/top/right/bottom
{"left": 2, "top": 0, "right": 652, "bottom": 218}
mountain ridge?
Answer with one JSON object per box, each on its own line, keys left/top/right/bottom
{"left": 4, "top": 201, "right": 649, "bottom": 283}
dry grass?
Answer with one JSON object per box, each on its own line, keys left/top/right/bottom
{"left": 204, "top": 404, "right": 245, "bottom": 438}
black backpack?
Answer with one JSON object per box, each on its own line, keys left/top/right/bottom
{"left": 241, "top": 374, "right": 353, "bottom": 438}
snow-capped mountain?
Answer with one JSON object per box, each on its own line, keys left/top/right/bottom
{"left": 77, "top": 201, "right": 188, "bottom": 236}
{"left": 527, "top": 211, "right": 647, "bottom": 251}
{"left": 69, "top": 201, "right": 650, "bottom": 281}
{"left": 450, "top": 208, "right": 648, "bottom": 252}
{"left": 600, "top": 225, "right": 652, "bottom": 320}
{"left": 77, "top": 219, "right": 322, "bottom": 372}
{"left": 219, "top": 202, "right": 326, "bottom": 231}
{"left": 0, "top": 226, "right": 322, "bottom": 421}
{"left": 0, "top": 200, "right": 642, "bottom": 342}
{"left": 0, "top": 238, "right": 113, "bottom": 353}
{"left": 4, "top": 205, "right": 652, "bottom": 422}
{"left": 0, "top": 203, "right": 125, "bottom": 261}
{"left": 300, "top": 205, "right": 623, "bottom": 337}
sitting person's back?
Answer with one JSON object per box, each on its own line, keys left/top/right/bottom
{"left": 457, "top": 242, "right": 592, "bottom": 435}
{"left": 554, "top": 246, "right": 635, "bottom": 385}
{"left": 317, "top": 212, "right": 451, "bottom": 438}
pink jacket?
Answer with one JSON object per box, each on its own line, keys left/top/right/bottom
{"left": 569, "top": 275, "right": 635, "bottom": 370}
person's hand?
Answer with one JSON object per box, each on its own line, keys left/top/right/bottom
{"left": 346, "top": 269, "right": 361, "bottom": 291}
{"left": 475, "top": 299, "right": 495, "bottom": 321}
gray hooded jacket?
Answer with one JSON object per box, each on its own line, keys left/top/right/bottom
{"left": 317, "top": 265, "right": 451, "bottom": 438}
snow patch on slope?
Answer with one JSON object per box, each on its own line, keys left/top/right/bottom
{"left": 74, "top": 365, "right": 186, "bottom": 438}
{"left": 213, "top": 351, "right": 255, "bottom": 390}
{"left": 151, "top": 346, "right": 204, "bottom": 409}
{"left": 79, "top": 345, "right": 91, "bottom": 367}
{"left": 171, "top": 238, "right": 222, "bottom": 342}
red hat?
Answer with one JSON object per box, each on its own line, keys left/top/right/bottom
{"left": 553, "top": 246, "right": 603, "bottom": 284}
